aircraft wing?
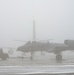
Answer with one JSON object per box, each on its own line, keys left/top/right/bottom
{"left": 17, "top": 42, "right": 51, "bottom": 52}
{"left": 46, "top": 43, "right": 67, "bottom": 53}
{"left": 47, "top": 40, "right": 74, "bottom": 53}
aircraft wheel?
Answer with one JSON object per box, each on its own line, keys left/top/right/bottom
{"left": 30, "top": 56, "right": 33, "bottom": 60}
{"left": 56, "top": 54, "right": 62, "bottom": 63}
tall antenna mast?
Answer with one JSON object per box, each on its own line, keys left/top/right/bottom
{"left": 32, "top": 0, "right": 36, "bottom": 41}
{"left": 33, "top": 19, "right": 36, "bottom": 41}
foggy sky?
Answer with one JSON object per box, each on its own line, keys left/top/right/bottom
{"left": 0, "top": 0, "right": 74, "bottom": 47}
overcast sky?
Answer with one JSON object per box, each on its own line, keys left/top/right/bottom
{"left": 0, "top": 0, "right": 74, "bottom": 47}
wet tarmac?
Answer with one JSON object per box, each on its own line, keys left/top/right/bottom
{"left": 0, "top": 65, "right": 74, "bottom": 75}
{"left": 0, "top": 51, "right": 74, "bottom": 75}
{"left": 0, "top": 51, "right": 74, "bottom": 66}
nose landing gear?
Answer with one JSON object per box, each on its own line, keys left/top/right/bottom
{"left": 56, "top": 53, "right": 62, "bottom": 63}
{"left": 30, "top": 52, "right": 34, "bottom": 60}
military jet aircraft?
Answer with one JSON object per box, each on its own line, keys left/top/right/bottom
{"left": 16, "top": 19, "right": 70, "bottom": 61}
{"left": 17, "top": 39, "right": 68, "bottom": 62}
{"left": 17, "top": 39, "right": 74, "bottom": 62}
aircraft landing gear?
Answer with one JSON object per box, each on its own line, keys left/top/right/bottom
{"left": 30, "top": 52, "right": 34, "bottom": 60}
{"left": 41, "top": 51, "right": 45, "bottom": 55}
{"left": 30, "top": 56, "right": 33, "bottom": 60}
{"left": 56, "top": 53, "right": 62, "bottom": 63}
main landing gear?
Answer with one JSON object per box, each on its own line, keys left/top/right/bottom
{"left": 30, "top": 52, "right": 34, "bottom": 60}
{"left": 56, "top": 53, "right": 62, "bottom": 63}
{"left": 30, "top": 56, "right": 33, "bottom": 60}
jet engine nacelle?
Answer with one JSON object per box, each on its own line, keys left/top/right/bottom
{"left": 64, "top": 40, "right": 74, "bottom": 46}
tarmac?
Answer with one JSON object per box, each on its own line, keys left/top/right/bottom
{"left": 0, "top": 65, "right": 74, "bottom": 75}
{"left": 0, "top": 51, "right": 74, "bottom": 66}
{"left": 0, "top": 51, "right": 74, "bottom": 74}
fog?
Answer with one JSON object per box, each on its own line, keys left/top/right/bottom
{"left": 0, "top": 0, "right": 74, "bottom": 48}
